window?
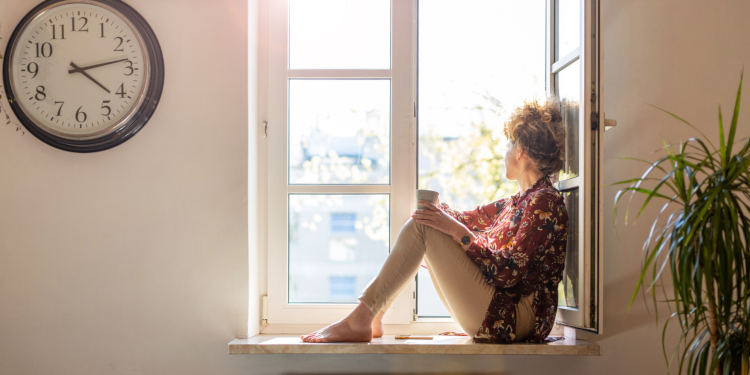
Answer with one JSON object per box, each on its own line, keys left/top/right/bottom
{"left": 259, "top": 0, "right": 601, "bottom": 334}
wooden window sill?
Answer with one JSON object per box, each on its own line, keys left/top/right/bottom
{"left": 228, "top": 334, "right": 600, "bottom": 356}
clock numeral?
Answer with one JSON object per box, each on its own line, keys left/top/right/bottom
{"left": 26, "top": 62, "right": 39, "bottom": 78}
{"left": 99, "top": 22, "right": 105, "bottom": 38}
{"left": 52, "top": 24, "right": 65, "bottom": 40}
{"left": 124, "top": 60, "right": 134, "bottom": 76}
{"left": 115, "top": 83, "right": 126, "bottom": 98}
{"left": 35, "top": 42, "right": 53, "bottom": 58}
{"left": 113, "top": 37, "right": 125, "bottom": 52}
{"left": 35, "top": 86, "right": 46, "bottom": 101}
{"left": 54, "top": 101, "right": 64, "bottom": 116}
{"left": 101, "top": 100, "right": 112, "bottom": 116}
{"left": 75, "top": 106, "right": 88, "bottom": 123}
{"left": 72, "top": 16, "right": 89, "bottom": 32}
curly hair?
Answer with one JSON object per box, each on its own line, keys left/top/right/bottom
{"left": 503, "top": 98, "right": 565, "bottom": 176}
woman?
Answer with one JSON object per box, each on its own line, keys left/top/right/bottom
{"left": 301, "top": 98, "right": 569, "bottom": 344}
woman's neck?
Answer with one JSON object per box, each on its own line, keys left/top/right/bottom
{"left": 518, "top": 169, "right": 545, "bottom": 192}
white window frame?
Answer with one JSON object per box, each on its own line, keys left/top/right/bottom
{"left": 546, "top": 0, "right": 603, "bottom": 333}
{"left": 262, "top": 0, "right": 431, "bottom": 334}
{"left": 257, "top": 0, "right": 602, "bottom": 336}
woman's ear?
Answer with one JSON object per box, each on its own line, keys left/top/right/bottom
{"left": 515, "top": 145, "right": 526, "bottom": 161}
{"left": 516, "top": 146, "right": 535, "bottom": 170}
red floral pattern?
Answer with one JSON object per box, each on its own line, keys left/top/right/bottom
{"left": 439, "top": 175, "right": 568, "bottom": 343}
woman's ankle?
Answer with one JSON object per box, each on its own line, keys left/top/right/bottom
{"left": 351, "top": 302, "right": 375, "bottom": 323}
{"left": 374, "top": 309, "right": 385, "bottom": 322}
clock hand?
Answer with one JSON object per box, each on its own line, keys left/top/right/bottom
{"left": 67, "top": 58, "right": 129, "bottom": 73}
{"left": 69, "top": 62, "right": 111, "bottom": 94}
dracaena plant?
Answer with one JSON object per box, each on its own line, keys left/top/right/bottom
{"left": 613, "top": 70, "right": 750, "bottom": 375}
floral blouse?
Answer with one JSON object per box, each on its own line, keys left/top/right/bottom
{"left": 438, "top": 175, "right": 568, "bottom": 343}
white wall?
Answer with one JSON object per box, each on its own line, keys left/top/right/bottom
{"left": 2, "top": 0, "right": 750, "bottom": 374}
{"left": 0, "top": 0, "right": 249, "bottom": 374}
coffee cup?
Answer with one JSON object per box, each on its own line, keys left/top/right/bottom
{"left": 417, "top": 189, "right": 439, "bottom": 209}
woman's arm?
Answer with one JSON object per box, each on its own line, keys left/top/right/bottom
{"left": 456, "top": 191, "right": 567, "bottom": 289}
{"left": 439, "top": 198, "right": 507, "bottom": 233}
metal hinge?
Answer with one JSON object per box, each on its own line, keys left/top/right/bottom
{"left": 263, "top": 120, "right": 268, "bottom": 138}
{"left": 261, "top": 294, "right": 268, "bottom": 328}
{"left": 413, "top": 101, "right": 417, "bottom": 118}
{"left": 590, "top": 112, "right": 599, "bottom": 131}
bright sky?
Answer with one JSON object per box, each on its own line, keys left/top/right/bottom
{"left": 286, "top": 0, "right": 579, "bottom": 173}
{"left": 418, "top": 0, "right": 547, "bottom": 137}
{"left": 287, "top": 0, "right": 560, "bottom": 138}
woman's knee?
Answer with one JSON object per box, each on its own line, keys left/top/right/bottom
{"left": 404, "top": 217, "right": 421, "bottom": 231}
{"left": 401, "top": 217, "right": 428, "bottom": 239}
{"left": 404, "top": 217, "right": 449, "bottom": 241}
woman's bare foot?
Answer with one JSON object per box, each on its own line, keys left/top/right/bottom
{"left": 371, "top": 310, "right": 385, "bottom": 338}
{"left": 300, "top": 303, "right": 374, "bottom": 343}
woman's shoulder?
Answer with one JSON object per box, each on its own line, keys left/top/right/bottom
{"left": 529, "top": 186, "right": 564, "bottom": 205}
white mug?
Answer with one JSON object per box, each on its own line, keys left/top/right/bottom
{"left": 416, "top": 189, "right": 439, "bottom": 209}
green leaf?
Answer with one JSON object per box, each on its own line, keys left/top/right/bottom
{"left": 726, "top": 69, "right": 744, "bottom": 163}
{"left": 628, "top": 242, "right": 662, "bottom": 310}
{"left": 610, "top": 177, "right": 653, "bottom": 186}
{"left": 613, "top": 156, "right": 670, "bottom": 174}
{"left": 719, "top": 104, "right": 727, "bottom": 167}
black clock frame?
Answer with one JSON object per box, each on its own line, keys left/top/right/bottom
{"left": 2, "top": 0, "right": 164, "bottom": 153}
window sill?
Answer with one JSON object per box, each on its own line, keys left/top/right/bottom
{"left": 228, "top": 334, "right": 600, "bottom": 356}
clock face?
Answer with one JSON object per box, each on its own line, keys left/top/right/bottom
{"left": 3, "top": 0, "right": 163, "bottom": 152}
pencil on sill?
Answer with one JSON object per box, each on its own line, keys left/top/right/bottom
{"left": 394, "top": 335, "right": 433, "bottom": 340}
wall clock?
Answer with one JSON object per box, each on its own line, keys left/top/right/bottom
{"left": 2, "top": 0, "right": 164, "bottom": 152}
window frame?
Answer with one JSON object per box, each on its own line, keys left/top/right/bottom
{"left": 257, "top": 0, "right": 601, "bottom": 335}
{"left": 546, "top": 0, "right": 602, "bottom": 333}
{"left": 264, "top": 0, "right": 420, "bottom": 330}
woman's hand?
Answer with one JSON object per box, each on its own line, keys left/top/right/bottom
{"left": 412, "top": 201, "right": 470, "bottom": 243}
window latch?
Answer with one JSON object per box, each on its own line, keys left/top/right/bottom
{"left": 603, "top": 113, "right": 617, "bottom": 131}
{"left": 261, "top": 295, "right": 268, "bottom": 328}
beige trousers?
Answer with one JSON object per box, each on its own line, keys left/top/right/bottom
{"left": 358, "top": 218, "right": 535, "bottom": 341}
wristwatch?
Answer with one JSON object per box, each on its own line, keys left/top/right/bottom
{"left": 460, "top": 234, "right": 471, "bottom": 245}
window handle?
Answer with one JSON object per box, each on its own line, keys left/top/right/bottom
{"left": 603, "top": 113, "right": 617, "bottom": 131}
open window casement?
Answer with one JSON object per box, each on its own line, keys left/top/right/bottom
{"left": 547, "top": 0, "right": 602, "bottom": 333}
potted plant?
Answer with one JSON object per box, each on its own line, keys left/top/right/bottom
{"left": 613, "top": 70, "right": 750, "bottom": 375}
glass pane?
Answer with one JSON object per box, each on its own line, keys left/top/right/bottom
{"left": 558, "top": 188, "right": 578, "bottom": 309}
{"left": 288, "top": 79, "right": 390, "bottom": 184}
{"left": 555, "top": 0, "right": 580, "bottom": 60}
{"left": 418, "top": 0, "right": 546, "bottom": 317}
{"left": 555, "top": 60, "right": 580, "bottom": 179}
{"left": 288, "top": 194, "right": 390, "bottom": 303}
{"left": 417, "top": 268, "right": 451, "bottom": 317}
{"left": 289, "top": 0, "right": 390, "bottom": 69}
